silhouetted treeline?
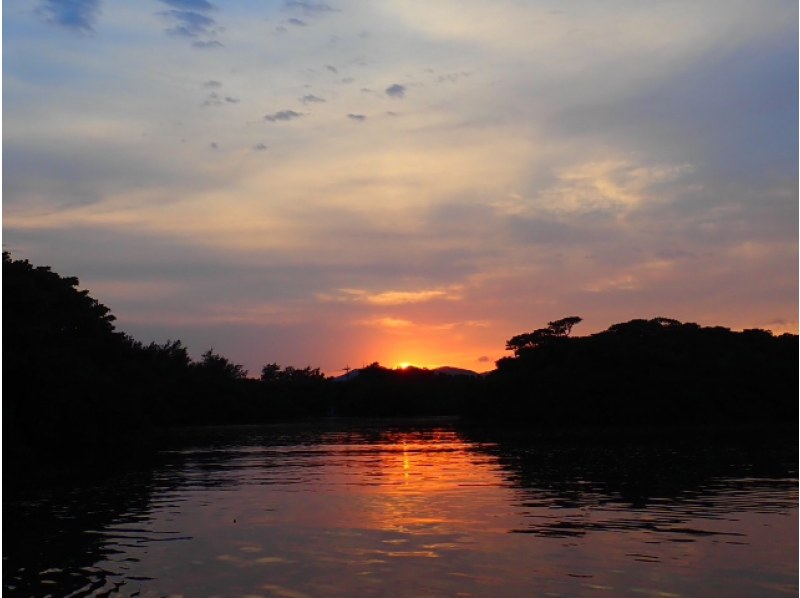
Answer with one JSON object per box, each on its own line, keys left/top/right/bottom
{"left": 2, "top": 253, "right": 333, "bottom": 477}
{"left": 470, "top": 316, "right": 798, "bottom": 427}
{"left": 4, "top": 253, "right": 797, "bottom": 478}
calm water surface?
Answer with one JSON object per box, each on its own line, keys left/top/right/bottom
{"left": 4, "top": 421, "right": 797, "bottom": 597}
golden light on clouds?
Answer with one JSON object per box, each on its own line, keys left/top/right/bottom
{"left": 321, "top": 286, "right": 463, "bottom": 306}
{"left": 3, "top": 0, "right": 795, "bottom": 374}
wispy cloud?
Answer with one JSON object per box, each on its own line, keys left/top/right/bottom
{"left": 300, "top": 94, "right": 326, "bottom": 104}
{"left": 35, "top": 0, "right": 101, "bottom": 35}
{"left": 264, "top": 110, "right": 303, "bottom": 122}
{"left": 321, "top": 287, "right": 461, "bottom": 306}
{"left": 159, "top": 9, "right": 216, "bottom": 37}
{"left": 347, "top": 113, "right": 366, "bottom": 121}
{"left": 192, "top": 40, "right": 223, "bottom": 49}
{"left": 202, "top": 92, "right": 222, "bottom": 106}
{"left": 157, "top": 0, "right": 220, "bottom": 47}
{"left": 284, "top": 1, "right": 337, "bottom": 14}
{"left": 358, "top": 317, "right": 415, "bottom": 330}
{"left": 160, "top": 0, "right": 216, "bottom": 9}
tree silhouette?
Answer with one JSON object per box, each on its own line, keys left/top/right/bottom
{"left": 505, "top": 316, "right": 583, "bottom": 356}
{"left": 196, "top": 348, "right": 248, "bottom": 381}
{"left": 547, "top": 316, "right": 583, "bottom": 337}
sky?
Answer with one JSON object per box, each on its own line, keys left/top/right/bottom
{"left": 3, "top": 0, "right": 798, "bottom": 376}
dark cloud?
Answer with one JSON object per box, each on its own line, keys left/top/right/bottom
{"left": 203, "top": 80, "right": 223, "bottom": 88}
{"left": 275, "top": 26, "right": 288, "bottom": 34}
{"left": 300, "top": 94, "right": 326, "bottom": 104}
{"left": 35, "top": 0, "right": 101, "bottom": 35}
{"left": 160, "top": 0, "right": 216, "bottom": 9}
{"left": 264, "top": 110, "right": 303, "bottom": 122}
{"left": 225, "top": 96, "right": 239, "bottom": 104}
{"left": 325, "top": 64, "right": 338, "bottom": 74}
{"left": 477, "top": 356, "right": 491, "bottom": 363}
{"left": 253, "top": 143, "right": 268, "bottom": 151}
{"left": 347, "top": 114, "right": 366, "bottom": 121}
{"left": 210, "top": 142, "right": 218, "bottom": 149}
{"left": 287, "top": 18, "right": 307, "bottom": 26}
{"left": 385, "top": 84, "right": 406, "bottom": 98}
{"left": 284, "top": 1, "right": 336, "bottom": 13}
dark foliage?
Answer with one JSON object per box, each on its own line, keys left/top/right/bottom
{"left": 479, "top": 316, "right": 798, "bottom": 427}
{"left": 3, "top": 252, "right": 147, "bottom": 476}
{"left": 4, "top": 253, "right": 797, "bottom": 480}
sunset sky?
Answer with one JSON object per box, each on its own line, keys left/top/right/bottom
{"left": 3, "top": 0, "right": 798, "bottom": 375}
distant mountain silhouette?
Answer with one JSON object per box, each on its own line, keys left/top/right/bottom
{"left": 432, "top": 366, "right": 480, "bottom": 377}
{"left": 332, "top": 365, "right": 480, "bottom": 382}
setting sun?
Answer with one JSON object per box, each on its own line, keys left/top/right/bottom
{"left": 396, "top": 362, "right": 413, "bottom": 370}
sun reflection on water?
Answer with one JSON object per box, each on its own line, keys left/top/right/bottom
{"left": 9, "top": 425, "right": 793, "bottom": 598}
{"left": 347, "top": 430, "right": 508, "bottom": 539}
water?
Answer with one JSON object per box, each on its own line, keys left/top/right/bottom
{"left": 4, "top": 421, "right": 797, "bottom": 597}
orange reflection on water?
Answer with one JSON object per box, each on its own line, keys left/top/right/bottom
{"left": 342, "top": 429, "right": 512, "bottom": 538}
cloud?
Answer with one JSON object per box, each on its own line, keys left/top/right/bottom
{"left": 357, "top": 317, "right": 415, "bottom": 331}
{"left": 284, "top": 1, "right": 336, "bottom": 14}
{"left": 159, "top": 9, "right": 216, "bottom": 37}
{"left": 347, "top": 114, "right": 366, "bottom": 121}
{"left": 35, "top": 0, "right": 101, "bottom": 35}
{"left": 325, "top": 65, "right": 338, "bottom": 74}
{"left": 385, "top": 84, "right": 406, "bottom": 98}
{"left": 203, "top": 80, "right": 222, "bottom": 88}
{"left": 209, "top": 142, "right": 218, "bottom": 149}
{"left": 436, "top": 71, "right": 469, "bottom": 84}
{"left": 253, "top": 143, "right": 268, "bottom": 151}
{"left": 192, "top": 40, "right": 223, "bottom": 48}
{"left": 160, "top": 0, "right": 216, "bottom": 9}
{"left": 264, "top": 110, "right": 303, "bottom": 122}
{"left": 300, "top": 94, "right": 326, "bottom": 104}
{"left": 477, "top": 355, "right": 491, "bottom": 363}
{"left": 157, "top": 0, "right": 220, "bottom": 46}
{"left": 321, "top": 287, "right": 461, "bottom": 305}
{"left": 202, "top": 92, "right": 238, "bottom": 106}
{"left": 534, "top": 160, "right": 694, "bottom": 215}
{"left": 202, "top": 92, "right": 222, "bottom": 106}
{"left": 287, "top": 18, "right": 308, "bottom": 26}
